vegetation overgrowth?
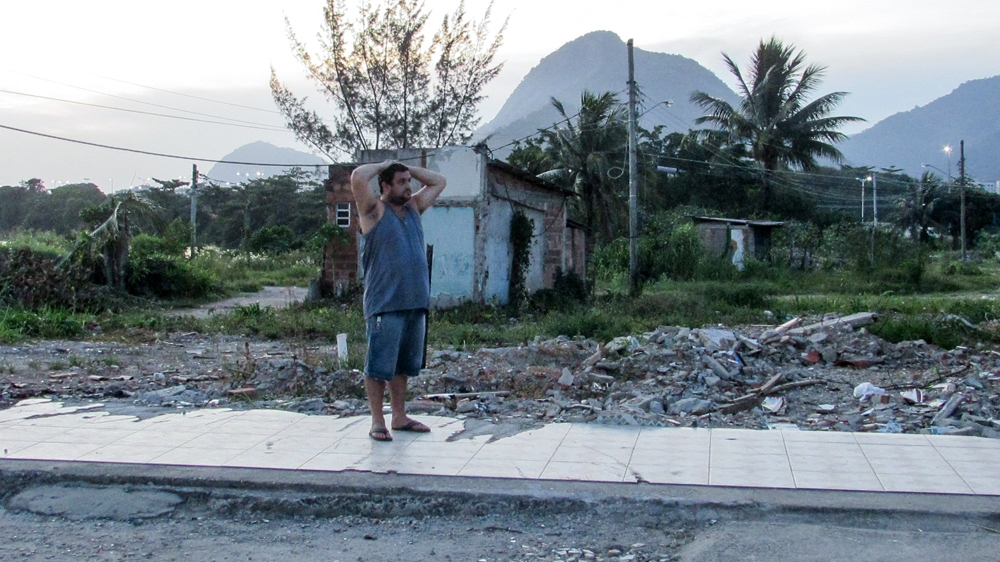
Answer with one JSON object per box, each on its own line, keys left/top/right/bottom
{"left": 3, "top": 220, "right": 999, "bottom": 354}
{"left": 3, "top": 35, "right": 1000, "bottom": 355}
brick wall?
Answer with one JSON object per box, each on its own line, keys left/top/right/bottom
{"left": 322, "top": 165, "right": 359, "bottom": 296}
{"left": 542, "top": 202, "right": 565, "bottom": 288}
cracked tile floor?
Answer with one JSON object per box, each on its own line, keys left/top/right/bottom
{"left": 1, "top": 399, "right": 998, "bottom": 495}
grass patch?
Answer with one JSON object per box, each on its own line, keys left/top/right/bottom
{"left": 191, "top": 248, "right": 318, "bottom": 294}
{"left": 0, "top": 307, "right": 89, "bottom": 342}
{"left": 0, "top": 229, "right": 75, "bottom": 257}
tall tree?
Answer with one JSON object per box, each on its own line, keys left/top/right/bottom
{"left": 530, "top": 91, "right": 628, "bottom": 246}
{"left": 690, "top": 36, "right": 863, "bottom": 211}
{"left": 271, "top": 0, "right": 506, "bottom": 159}
{"left": 893, "top": 171, "right": 943, "bottom": 243}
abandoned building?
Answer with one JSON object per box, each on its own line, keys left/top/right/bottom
{"left": 691, "top": 216, "right": 783, "bottom": 269}
{"left": 321, "top": 146, "right": 586, "bottom": 307}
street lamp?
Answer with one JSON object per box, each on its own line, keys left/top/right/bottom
{"left": 943, "top": 145, "right": 953, "bottom": 181}
{"left": 857, "top": 176, "right": 872, "bottom": 222}
{"left": 921, "top": 164, "right": 950, "bottom": 191}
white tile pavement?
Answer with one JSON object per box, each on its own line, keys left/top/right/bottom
{"left": 1, "top": 399, "right": 999, "bottom": 495}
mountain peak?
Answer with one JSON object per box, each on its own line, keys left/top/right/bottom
{"left": 477, "top": 32, "right": 737, "bottom": 154}
{"left": 841, "top": 74, "right": 1000, "bottom": 181}
{"left": 206, "top": 142, "right": 327, "bottom": 185}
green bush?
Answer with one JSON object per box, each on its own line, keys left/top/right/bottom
{"left": 592, "top": 213, "right": 706, "bottom": 289}
{"left": 0, "top": 307, "right": 86, "bottom": 342}
{"left": 530, "top": 268, "right": 588, "bottom": 313}
{"left": 189, "top": 247, "right": 318, "bottom": 292}
{"left": 697, "top": 282, "right": 771, "bottom": 309}
{"left": 0, "top": 229, "right": 75, "bottom": 258}
{"left": 869, "top": 316, "right": 974, "bottom": 350}
{"left": 246, "top": 225, "right": 298, "bottom": 254}
{"left": 127, "top": 256, "right": 217, "bottom": 299}
{"left": 131, "top": 219, "right": 191, "bottom": 259}
{"left": 975, "top": 230, "right": 1000, "bottom": 255}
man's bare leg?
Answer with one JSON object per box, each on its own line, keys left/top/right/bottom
{"left": 388, "top": 375, "right": 430, "bottom": 431}
{"left": 364, "top": 377, "right": 392, "bottom": 441}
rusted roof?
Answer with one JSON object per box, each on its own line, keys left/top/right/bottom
{"left": 488, "top": 160, "right": 576, "bottom": 197}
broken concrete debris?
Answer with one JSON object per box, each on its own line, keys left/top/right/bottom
{"left": 1, "top": 311, "right": 999, "bottom": 438}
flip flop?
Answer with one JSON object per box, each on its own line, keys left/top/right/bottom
{"left": 392, "top": 420, "right": 430, "bottom": 433}
{"left": 369, "top": 427, "right": 393, "bottom": 441}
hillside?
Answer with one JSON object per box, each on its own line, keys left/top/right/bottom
{"left": 475, "top": 31, "right": 738, "bottom": 155}
{"left": 205, "top": 142, "right": 327, "bottom": 185}
{"left": 840, "top": 75, "right": 1000, "bottom": 183}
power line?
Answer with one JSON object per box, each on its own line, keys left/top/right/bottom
{"left": 0, "top": 88, "right": 289, "bottom": 132}
{"left": 39, "top": 66, "right": 283, "bottom": 115}
{"left": 0, "top": 123, "right": 328, "bottom": 167}
{"left": 484, "top": 87, "right": 630, "bottom": 154}
{"left": 2, "top": 69, "right": 289, "bottom": 129}
{"left": 0, "top": 122, "right": 445, "bottom": 171}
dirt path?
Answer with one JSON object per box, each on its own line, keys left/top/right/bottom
{"left": 168, "top": 286, "right": 308, "bottom": 318}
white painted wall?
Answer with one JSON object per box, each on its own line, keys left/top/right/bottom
{"left": 423, "top": 207, "right": 476, "bottom": 303}
{"left": 426, "top": 146, "right": 483, "bottom": 200}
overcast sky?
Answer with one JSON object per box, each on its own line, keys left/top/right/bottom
{"left": 2, "top": 0, "right": 999, "bottom": 192}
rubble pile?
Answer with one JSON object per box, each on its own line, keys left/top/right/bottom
{"left": 2, "top": 312, "right": 999, "bottom": 437}
{"left": 410, "top": 312, "right": 1000, "bottom": 437}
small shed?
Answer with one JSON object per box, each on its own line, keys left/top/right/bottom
{"left": 691, "top": 216, "right": 784, "bottom": 269}
{"left": 321, "top": 146, "right": 585, "bottom": 307}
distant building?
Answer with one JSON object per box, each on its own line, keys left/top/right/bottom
{"left": 321, "top": 146, "right": 585, "bottom": 307}
{"left": 690, "top": 216, "right": 784, "bottom": 269}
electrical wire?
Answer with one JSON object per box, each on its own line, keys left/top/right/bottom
{"left": 0, "top": 123, "right": 326, "bottom": 166}
{"left": 2, "top": 69, "right": 289, "bottom": 129}
{"left": 484, "top": 87, "right": 629, "bottom": 154}
{"left": 0, "top": 88, "right": 289, "bottom": 132}
{"left": 39, "top": 66, "right": 283, "bottom": 115}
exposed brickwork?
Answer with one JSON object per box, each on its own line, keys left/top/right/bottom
{"left": 322, "top": 165, "right": 359, "bottom": 296}
{"left": 542, "top": 202, "right": 565, "bottom": 287}
{"left": 323, "top": 159, "right": 587, "bottom": 302}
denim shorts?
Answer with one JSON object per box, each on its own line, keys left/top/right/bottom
{"left": 364, "top": 309, "right": 427, "bottom": 381}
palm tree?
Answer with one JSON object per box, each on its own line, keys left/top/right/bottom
{"left": 67, "top": 192, "right": 163, "bottom": 291}
{"left": 691, "top": 37, "right": 863, "bottom": 211}
{"left": 535, "top": 90, "right": 628, "bottom": 246}
{"left": 895, "top": 171, "right": 944, "bottom": 243}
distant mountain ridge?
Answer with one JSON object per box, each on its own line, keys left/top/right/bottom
{"left": 206, "top": 142, "right": 327, "bottom": 185}
{"left": 840, "top": 75, "right": 1000, "bottom": 183}
{"left": 476, "top": 31, "right": 739, "bottom": 155}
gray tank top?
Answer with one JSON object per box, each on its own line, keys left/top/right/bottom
{"left": 360, "top": 203, "right": 430, "bottom": 318}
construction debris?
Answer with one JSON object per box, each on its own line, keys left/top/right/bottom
{"left": 2, "top": 311, "right": 999, "bottom": 438}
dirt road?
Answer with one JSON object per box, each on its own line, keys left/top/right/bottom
{"left": 1, "top": 476, "right": 997, "bottom": 562}
{"left": 168, "top": 286, "right": 308, "bottom": 319}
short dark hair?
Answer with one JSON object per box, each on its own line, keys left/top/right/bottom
{"left": 378, "top": 163, "right": 410, "bottom": 189}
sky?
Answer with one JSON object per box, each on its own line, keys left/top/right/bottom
{"left": 2, "top": 0, "right": 999, "bottom": 193}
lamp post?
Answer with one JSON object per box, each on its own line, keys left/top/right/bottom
{"left": 857, "top": 176, "right": 872, "bottom": 223}
{"left": 921, "top": 163, "right": 947, "bottom": 177}
{"left": 943, "top": 145, "right": 953, "bottom": 181}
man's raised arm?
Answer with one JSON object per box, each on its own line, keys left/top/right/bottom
{"left": 350, "top": 161, "right": 389, "bottom": 232}
{"left": 408, "top": 166, "right": 447, "bottom": 214}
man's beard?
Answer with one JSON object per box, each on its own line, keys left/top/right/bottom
{"left": 386, "top": 190, "right": 411, "bottom": 206}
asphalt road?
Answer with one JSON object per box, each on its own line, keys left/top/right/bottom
{"left": 1, "top": 461, "right": 998, "bottom": 561}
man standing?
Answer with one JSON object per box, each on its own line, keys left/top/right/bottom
{"left": 350, "top": 160, "right": 447, "bottom": 441}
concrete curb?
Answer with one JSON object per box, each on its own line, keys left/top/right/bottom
{"left": 3, "top": 459, "right": 999, "bottom": 520}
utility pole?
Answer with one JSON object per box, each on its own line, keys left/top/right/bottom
{"left": 627, "top": 39, "right": 639, "bottom": 295}
{"left": 960, "top": 140, "right": 966, "bottom": 261}
{"left": 190, "top": 164, "right": 198, "bottom": 259}
{"left": 870, "top": 172, "right": 878, "bottom": 267}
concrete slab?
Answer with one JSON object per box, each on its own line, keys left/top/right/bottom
{"left": 2, "top": 399, "right": 999, "bottom": 503}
